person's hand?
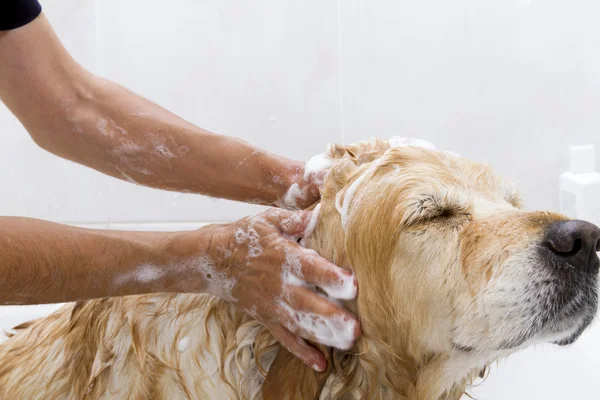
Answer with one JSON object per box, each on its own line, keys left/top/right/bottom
{"left": 173, "top": 208, "right": 360, "bottom": 372}
{"left": 275, "top": 153, "right": 333, "bottom": 210}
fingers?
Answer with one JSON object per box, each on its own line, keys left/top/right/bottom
{"left": 292, "top": 247, "right": 357, "bottom": 300}
{"left": 278, "top": 240, "right": 357, "bottom": 301}
{"left": 268, "top": 209, "right": 312, "bottom": 237}
{"left": 266, "top": 207, "right": 357, "bottom": 301}
{"left": 277, "top": 285, "right": 361, "bottom": 351}
{"left": 268, "top": 323, "right": 327, "bottom": 372}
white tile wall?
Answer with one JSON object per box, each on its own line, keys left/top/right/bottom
{"left": 93, "top": 0, "right": 342, "bottom": 223}
{"left": 340, "top": 0, "right": 600, "bottom": 213}
{"left": 2, "top": 0, "right": 600, "bottom": 398}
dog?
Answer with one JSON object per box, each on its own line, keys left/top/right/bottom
{"left": 1, "top": 137, "right": 598, "bottom": 399}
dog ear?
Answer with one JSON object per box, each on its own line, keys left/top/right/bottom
{"left": 327, "top": 137, "right": 391, "bottom": 166}
{"left": 262, "top": 344, "right": 333, "bottom": 400}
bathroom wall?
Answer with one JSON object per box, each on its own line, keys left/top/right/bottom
{"left": 2, "top": 1, "right": 600, "bottom": 397}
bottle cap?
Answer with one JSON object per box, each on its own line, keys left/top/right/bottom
{"left": 570, "top": 144, "right": 596, "bottom": 174}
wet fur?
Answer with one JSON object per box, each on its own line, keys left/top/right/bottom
{"left": 0, "top": 138, "right": 591, "bottom": 399}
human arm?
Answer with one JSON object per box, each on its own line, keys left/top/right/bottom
{"left": 0, "top": 13, "right": 320, "bottom": 209}
{"left": 0, "top": 208, "right": 359, "bottom": 371}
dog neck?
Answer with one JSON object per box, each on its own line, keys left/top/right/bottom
{"left": 302, "top": 202, "right": 481, "bottom": 399}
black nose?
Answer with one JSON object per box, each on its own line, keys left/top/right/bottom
{"left": 544, "top": 220, "right": 600, "bottom": 274}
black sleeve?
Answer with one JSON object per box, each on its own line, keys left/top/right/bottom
{"left": 0, "top": 0, "right": 42, "bottom": 31}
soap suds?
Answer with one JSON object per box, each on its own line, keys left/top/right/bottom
{"left": 97, "top": 119, "right": 112, "bottom": 138}
{"left": 303, "top": 204, "right": 321, "bottom": 239}
{"left": 280, "top": 211, "right": 304, "bottom": 233}
{"left": 234, "top": 226, "right": 263, "bottom": 258}
{"left": 114, "top": 139, "right": 143, "bottom": 154}
{"left": 281, "top": 250, "right": 305, "bottom": 286}
{"left": 193, "top": 256, "right": 237, "bottom": 302}
{"left": 281, "top": 183, "right": 304, "bottom": 209}
{"left": 281, "top": 241, "right": 356, "bottom": 301}
{"left": 304, "top": 153, "right": 333, "bottom": 187}
{"left": 146, "top": 132, "right": 175, "bottom": 159}
{"left": 115, "top": 263, "right": 165, "bottom": 286}
{"left": 319, "top": 272, "right": 357, "bottom": 300}
{"left": 115, "top": 125, "right": 128, "bottom": 136}
{"left": 97, "top": 118, "right": 128, "bottom": 138}
{"left": 277, "top": 300, "right": 356, "bottom": 350}
{"left": 336, "top": 172, "right": 369, "bottom": 230}
{"left": 387, "top": 137, "right": 462, "bottom": 159}
{"left": 388, "top": 137, "right": 437, "bottom": 150}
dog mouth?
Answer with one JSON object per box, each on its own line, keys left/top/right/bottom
{"left": 451, "top": 250, "right": 599, "bottom": 353}
{"left": 490, "top": 257, "right": 598, "bottom": 351}
{"left": 544, "top": 282, "right": 598, "bottom": 346}
{"left": 533, "top": 261, "right": 598, "bottom": 347}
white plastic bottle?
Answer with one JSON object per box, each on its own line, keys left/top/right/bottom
{"left": 559, "top": 144, "right": 600, "bottom": 225}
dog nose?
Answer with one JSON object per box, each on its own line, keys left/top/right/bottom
{"left": 545, "top": 220, "right": 600, "bottom": 274}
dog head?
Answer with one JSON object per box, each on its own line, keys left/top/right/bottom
{"left": 268, "top": 137, "right": 600, "bottom": 399}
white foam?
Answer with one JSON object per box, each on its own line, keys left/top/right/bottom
{"left": 277, "top": 300, "right": 356, "bottom": 350}
{"left": 135, "top": 265, "right": 165, "bottom": 283}
{"left": 235, "top": 228, "right": 246, "bottom": 244}
{"left": 388, "top": 137, "right": 437, "bottom": 150}
{"left": 178, "top": 336, "right": 191, "bottom": 352}
{"left": 387, "top": 137, "right": 462, "bottom": 159}
{"left": 319, "top": 272, "right": 357, "bottom": 300}
{"left": 304, "top": 153, "right": 333, "bottom": 186}
{"left": 114, "top": 124, "right": 128, "bottom": 136}
{"left": 114, "top": 139, "right": 143, "bottom": 154}
{"left": 246, "top": 227, "right": 263, "bottom": 258}
{"left": 282, "top": 272, "right": 307, "bottom": 288}
{"left": 280, "top": 212, "right": 303, "bottom": 234}
{"left": 335, "top": 172, "right": 368, "bottom": 230}
{"left": 115, "top": 263, "right": 165, "bottom": 287}
{"left": 303, "top": 204, "right": 321, "bottom": 239}
{"left": 193, "top": 256, "right": 237, "bottom": 302}
{"left": 234, "top": 226, "right": 263, "bottom": 257}
{"left": 96, "top": 118, "right": 112, "bottom": 137}
{"left": 283, "top": 250, "right": 303, "bottom": 278}
{"left": 281, "top": 183, "right": 304, "bottom": 209}
{"left": 280, "top": 244, "right": 356, "bottom": 301}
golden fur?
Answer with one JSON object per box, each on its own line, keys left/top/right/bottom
{"left": 0, "top": 138, "right": 580, "bottom": 399}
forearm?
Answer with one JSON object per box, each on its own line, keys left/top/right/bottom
{"left": 0, "top": 14, "right": 306, "bottom": 206}
{"left": 0, "top": 217, "right": 207, "bottom": 305}
{"left": 61, "top": 76, "right": 302, "bottom": 204}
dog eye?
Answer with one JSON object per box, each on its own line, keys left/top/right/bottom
{"left": 403, "top": 195, "right": 467, "bottom": 225}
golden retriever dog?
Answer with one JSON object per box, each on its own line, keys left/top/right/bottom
{"left": 1, "top": 137, "right": 599, "bottom": 399}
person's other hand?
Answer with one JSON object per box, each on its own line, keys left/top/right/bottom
{"left": 275, "top": 153, "right": 332, "bottom": 210}
{"left": 173, "top": 208, "right": 360, "bottom": 372}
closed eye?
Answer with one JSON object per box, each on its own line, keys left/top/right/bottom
{"left": 403, "top": 194, "right": 470, "bottom": 226}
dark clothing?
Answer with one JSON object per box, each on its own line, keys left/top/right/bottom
{"left": 0, "top": 0, "right": 42, "bottom": 31}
